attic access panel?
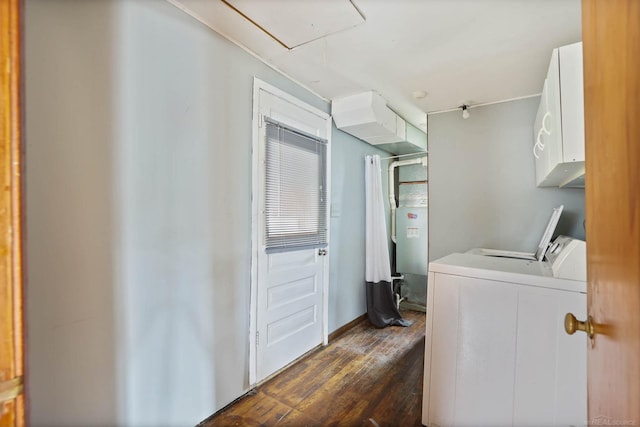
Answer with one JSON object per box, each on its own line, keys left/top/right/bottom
{"left": 222, "top": 0, "right": 365, "bottom": 49}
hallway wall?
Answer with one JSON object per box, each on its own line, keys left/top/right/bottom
{"left": 25, "top": 1, "right": 385, "bottom": 425}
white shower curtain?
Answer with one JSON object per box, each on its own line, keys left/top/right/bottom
{"left": 364, "top": 155, "right": 409, "bottom": 328}
{"left": 365, "top": 155, "right": 392, "bottom": 284}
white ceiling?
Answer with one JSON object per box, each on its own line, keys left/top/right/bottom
{"left": 171, "top": 0, "right": 582, "bottom": 131}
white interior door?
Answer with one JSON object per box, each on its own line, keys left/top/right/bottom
{"left": 251, "top": 79, "right": 331, "bottom": 384}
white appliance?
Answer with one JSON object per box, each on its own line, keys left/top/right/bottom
{"left": 474, "top": 205, "right": 563, "bottom": 261}
{"left": 331, "top": 91, "right": 427, "bottom": 155}
{"left": 422, "top": 238, "right": 587, "bottom": 426}
{"left": 547, "top": 235, "right": 587, "bottom": 282}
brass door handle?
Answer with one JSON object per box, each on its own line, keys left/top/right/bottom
{"left": 564, "top": 313, "right": 595, "bottom": 339}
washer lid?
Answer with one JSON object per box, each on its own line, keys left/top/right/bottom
{"left": 429, "top": 253, "right": 585, "bottom": 294}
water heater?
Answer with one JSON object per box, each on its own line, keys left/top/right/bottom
{"left": 396, "top": 206, "right": 428, "bottom": 275}
{"left": 395, "top": 168, "right": 428, "bottom": 275}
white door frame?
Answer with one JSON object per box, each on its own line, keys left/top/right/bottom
{"left": 249, "top": 77, "right": 331, "bottom": 386}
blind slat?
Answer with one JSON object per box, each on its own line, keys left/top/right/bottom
{"left": 264, "top": 119, "right": 327, "bottom": 251}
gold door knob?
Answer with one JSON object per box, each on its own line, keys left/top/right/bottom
{"left": 564, "top": 313, "right": 595, "bottom": 339}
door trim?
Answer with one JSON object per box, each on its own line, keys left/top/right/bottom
{"left": 0, "top": 0, "right": 26, "bottom": 424}
{"left": 249, "top": 78, "right": 331, "bottom": 386}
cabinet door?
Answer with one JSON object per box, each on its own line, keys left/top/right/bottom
{"left": 534, "top": 43, "right": 586, "bottom": 187}
{"left": 534, "top": 78, "right": 551, "bottom": 185}
{"left": 535, "top": 48, "right": 564, "bottom": 186}
{"left": 559, "top": 42, "right": 585, "bottom": 163}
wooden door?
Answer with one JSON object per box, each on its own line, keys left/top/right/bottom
{"left": 0, "top": 0, "right": 25, "bottom": 425}
{"left": 583, "top": 0, "right": 640, "bottom": 425}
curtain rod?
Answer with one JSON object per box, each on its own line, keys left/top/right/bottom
{"left": 426, "top": 93, "right": 541, "bottom": 116}
{"left": 376, "top": 152, "right": 428, "bottom": 161}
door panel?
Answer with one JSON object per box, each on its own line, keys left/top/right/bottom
{"left": 0, "top": 0, "right": 25, "bottom": 424}
{"left": 583, "top": 0, "right": 640, "bottom": 424}
{"left": 254, "top": 86, "right": 330, "bottom": 383}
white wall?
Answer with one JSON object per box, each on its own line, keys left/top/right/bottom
{"left": 25, "top": 1, "right": 119, "bottom": 425}
{"left": 25, "top": 0, "right": 383, "bottom": 425}
{"left": 428, "top": 97, "right": 586, "bottom": 262}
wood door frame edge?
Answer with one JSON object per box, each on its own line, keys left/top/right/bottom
{"left": 1, "top": 0, "right": 26, "bottom": 424}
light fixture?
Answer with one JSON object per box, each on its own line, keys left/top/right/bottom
{"left": 461, "top": 105, "right": 470, "bottom": 119}
{"left": 413, "top": 90, "right": 428, "bottom": 100}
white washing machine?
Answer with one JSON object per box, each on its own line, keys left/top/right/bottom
{"left": 422, "top": 237, "right": 587, "bottom": 426}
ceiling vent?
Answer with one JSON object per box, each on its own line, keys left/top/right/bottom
{"left": 332, "top": 91, "right": 427, "bottom": 155}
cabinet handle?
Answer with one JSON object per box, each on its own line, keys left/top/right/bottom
{"left": 564, "top": 313, "right": 595, "bottom": 339}
{"left": 540, "top": 111, "right": 552, "bottom": 135}
{"left": 533, "top": 112, "right": 552, "bottom": 159}
{"left": 533, "top": 129, "right": 545, "bottom": 159}
{"left": 533, "top": 139, "right": 543, "bottom": 159}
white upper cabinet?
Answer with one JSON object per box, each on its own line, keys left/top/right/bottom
{"left": 533, "top": 42, "right": 585, "bottom": 188}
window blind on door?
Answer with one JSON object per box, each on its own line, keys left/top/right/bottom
{"left": 264, "top": 118, "right": 328, "bottom": 251}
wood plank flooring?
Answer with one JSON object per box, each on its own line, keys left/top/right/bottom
{"left": 201, "top": 310, "right": 426, "bottom": 427}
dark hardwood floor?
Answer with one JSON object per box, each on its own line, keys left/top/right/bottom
{"left": 201, "top": 309, "right": 426, "bottom": 427}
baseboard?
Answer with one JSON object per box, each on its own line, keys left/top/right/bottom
{"left": 400, "top": 301, "right": 427, "bottom": 313}
{"left": 328, "top": 313, "right": 367, "bottom": 342}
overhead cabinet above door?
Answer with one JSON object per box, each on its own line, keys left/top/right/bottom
{"left": 533, "top": 42, "right": 585, "bottom": 188}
